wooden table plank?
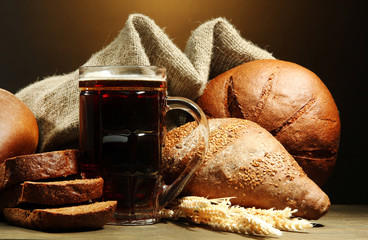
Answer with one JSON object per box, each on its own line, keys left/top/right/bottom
{"left": 0, "top": 205, "right": 367, "bottom": 239}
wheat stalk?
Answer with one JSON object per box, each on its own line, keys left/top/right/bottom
{"left": 159, "top": 196, "right": 313, "bottom": 237}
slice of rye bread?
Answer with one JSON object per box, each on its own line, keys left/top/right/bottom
{"left": 0, "top": 178, "right": 104, "bottom": 212}
{"left": 0, "top": 149, "right": 79, "bottom": 190}
{"left": 3, "top": 201, "right": 117, "bottom": 231}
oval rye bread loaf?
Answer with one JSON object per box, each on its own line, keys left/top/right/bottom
{"left": 196, "top": 59, "right": 341, "bottom": 186}
{"left": 163, "top": 118, "right": 330, "bottom": 220}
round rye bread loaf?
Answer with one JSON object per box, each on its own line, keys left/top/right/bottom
{"left": 196, "top": 59, "right": 341, "bottom": 186}
{"left": 163, "top": 118, "right": 330, "bottom": 220}
{"left": 0, "top": 89, "right": 39, "bottom": 164}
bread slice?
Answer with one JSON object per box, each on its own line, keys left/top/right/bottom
{"left": 0, "top": 178, "right": 104, "bottom": 212}
{"left": 3, "top": 201, "right": 117, "bottom": 231}
{"left": 0, "top": 149, "right": 79, "bottom": 190}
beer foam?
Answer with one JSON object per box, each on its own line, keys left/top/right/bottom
{"left": 80, "top": 71, "right": 165, "bottom": 81}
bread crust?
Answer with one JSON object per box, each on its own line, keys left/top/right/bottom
{"left": 0, "top": 178, "right": 103, "bottom": 211}
{"left": 3, "top": 201, "right": 117, "bottom": 231}
{"left": 0, "top": 149, "right": 79, "bottom": 190}
{"left": 0, "top": 89, "right": 39, "bottom": 164}
{"left": 196, "top": 60, "right": 340, "bottom": 186}
{"left": 163, "top": 118, "right": 330, "bottom": 219}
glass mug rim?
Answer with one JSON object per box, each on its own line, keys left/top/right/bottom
{"left": 79, "top": 65, "right": 166, "bottom": 81}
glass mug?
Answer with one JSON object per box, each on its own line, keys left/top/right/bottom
{"left": 78, "top": 66, "right": 209, "bottom": 225}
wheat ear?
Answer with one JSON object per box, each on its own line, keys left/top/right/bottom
{"left": 159, "top": 196, "right": 314, "bottom": 237}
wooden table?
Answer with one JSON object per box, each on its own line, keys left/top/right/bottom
{"left": 0, "top": 205, "right": 367, "bottom": 239}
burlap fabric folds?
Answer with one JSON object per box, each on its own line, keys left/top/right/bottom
{"left": 16, "top": 14, "right": 274, "bottom": 152}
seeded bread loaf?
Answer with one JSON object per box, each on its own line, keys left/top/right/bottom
{"left": 163, "top": 118, "right": 330, "bottom": 220}
{"left": 0, "top": 178, "right": 104, "bottom": 212}
{"left": 3, "top": 201, "right": 117, "bottom": 231}
{"left": 196, "top": 60, "right": 341, "bottom": 186}
{"left": 0, "top": 89, "right": 39, "bottom": 164}
{"left": 0, "top": 149, "right": 79, "bottom": 190}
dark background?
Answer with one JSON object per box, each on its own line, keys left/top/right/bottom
{"left": 0, "top": 0, "right": 367, "bottom": 204}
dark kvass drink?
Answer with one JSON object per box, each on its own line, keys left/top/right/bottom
{"left": 79, "top": 78, "right": 167, "bottom": 224}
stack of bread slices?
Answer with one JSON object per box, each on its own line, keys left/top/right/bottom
{"left": 0, "top": 149, "right": 116, "bottom": 231}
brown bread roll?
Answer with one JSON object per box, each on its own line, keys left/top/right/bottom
{"left": 163, "top": 118, "right": 330, "bottom": 220}
{"left": 0, "top": 89, "right": 39, "bottom": 164}
{"left": 196, "top": 59, "right": 340, "bottom": 186}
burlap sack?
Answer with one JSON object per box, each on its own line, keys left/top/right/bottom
{"left": 16, "top": 13, "right": 274, "bottom": 152}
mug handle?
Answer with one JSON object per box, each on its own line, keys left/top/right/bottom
{"left": 158, "top": 96, "right": 209, "bottom": 207}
